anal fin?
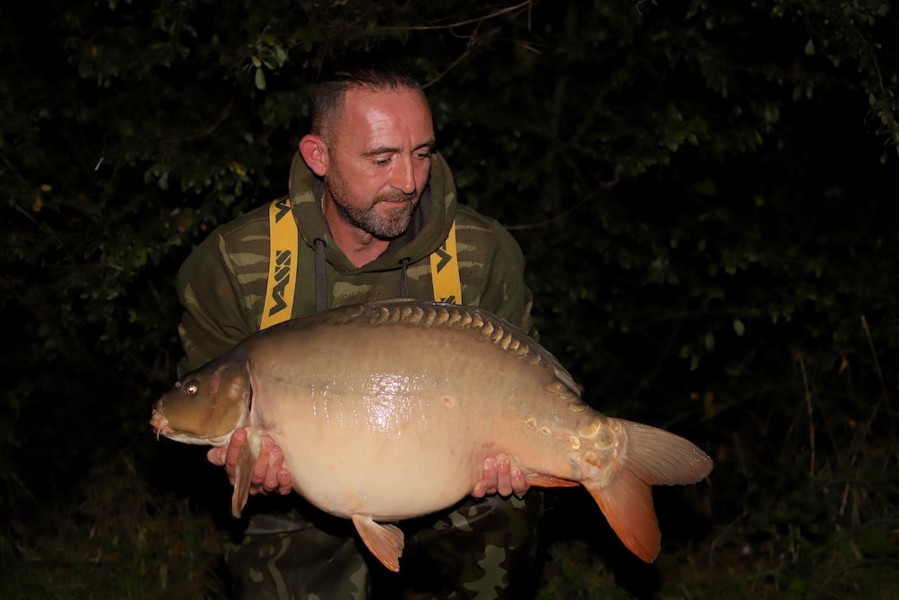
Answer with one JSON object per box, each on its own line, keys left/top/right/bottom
{"left": 352, "top": 514, "right": 405, "bottom": 572}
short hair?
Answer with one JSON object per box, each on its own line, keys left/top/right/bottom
{"left": 311, "top": 51, "right": 424, "bottom": 142}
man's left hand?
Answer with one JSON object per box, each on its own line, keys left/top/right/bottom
{"left": 471, "top": 453, "right": 528, "bottom": 498}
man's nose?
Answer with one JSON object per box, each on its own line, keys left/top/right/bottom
{"left": 391, "top": 156, "right": 417, "bottom": 195}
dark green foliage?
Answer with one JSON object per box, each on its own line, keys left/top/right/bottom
{"left": 2, "top": 0, "right": 898, "bottom": 597}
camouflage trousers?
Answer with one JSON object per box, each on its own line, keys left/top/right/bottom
{"left": 221, "top": 492, "right": 543, "bottom": 599}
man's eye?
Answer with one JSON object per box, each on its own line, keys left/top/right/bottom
{"left": 372, "top": 157, "right": 391, "bottom": 166}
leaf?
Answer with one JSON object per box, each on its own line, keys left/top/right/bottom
{"left": 230, "top": 161, "right": 247, "bottom": 177}
{"left": 274, "top": 46, "right": 288, "bottom": 65}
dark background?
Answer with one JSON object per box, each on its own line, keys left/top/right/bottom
{"left": 2, "top": 1, "right": 898, "bottom": 597}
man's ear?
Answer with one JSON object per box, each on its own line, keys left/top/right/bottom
{"left": 299, "top": 134, "right": 328, "bottom": 177}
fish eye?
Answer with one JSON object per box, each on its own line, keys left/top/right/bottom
{"left": 184, "top": 382, "right": 199, "bottom": 396}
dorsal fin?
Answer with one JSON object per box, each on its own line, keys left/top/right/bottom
{"left": 253, "top": 299, "right": 582, "bottom": 399}
{"left": 352, "top": 299, "right": 582, "bottom": 399}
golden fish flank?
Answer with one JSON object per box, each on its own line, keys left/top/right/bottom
{"left": 151, "top": 298, "right": 712, "bottom": 573}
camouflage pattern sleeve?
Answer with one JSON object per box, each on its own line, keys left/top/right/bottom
{"left": 176, "top": 230, "right": 257, "bottom": 375}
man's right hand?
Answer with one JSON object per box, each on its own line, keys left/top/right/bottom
{"left": 207, "top": 428, "right": 293, "bottom": 496}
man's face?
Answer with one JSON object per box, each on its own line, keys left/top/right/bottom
{"left": 323, "top": 86, "right": 436, "bottom": 240}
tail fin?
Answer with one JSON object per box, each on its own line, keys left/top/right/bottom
{"left": 584, "top": 420, "right": 713, "bottom": 562}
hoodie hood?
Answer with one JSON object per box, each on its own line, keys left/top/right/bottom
{"left": 288, "top": 151, "right": 458, "bottom": 275}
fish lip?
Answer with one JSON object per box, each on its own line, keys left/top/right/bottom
{"left": 149, "top": 409, "right": 172, "bottom": 440}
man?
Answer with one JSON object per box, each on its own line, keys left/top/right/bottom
{"left": 176, "top": 52, "right": 541, "bottom": 599}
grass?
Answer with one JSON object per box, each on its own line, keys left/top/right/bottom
{"left": 0, "top": 458, "right": 225, "bottom": 600}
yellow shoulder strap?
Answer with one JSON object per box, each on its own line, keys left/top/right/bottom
{"left": 429, "top": 221, "right": 462, "bottom": 304}
{"left": 261, "top": 198, "right": 461, "bottom": 327}
{"left": 260, "top": 197, "right": 298, "bottom": 330}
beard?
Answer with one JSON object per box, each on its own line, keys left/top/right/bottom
{"left": 325, "top": 169, "right": 419, "bottom": 241}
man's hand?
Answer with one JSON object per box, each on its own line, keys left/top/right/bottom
{"left": 207, "top": 428, "right": 292, "bottom": 496}
{"left": 207, "top": 433, "right": 522, "bottom": 499}
{"left": 471, "top": 453, "right": 528, "bottom": 498}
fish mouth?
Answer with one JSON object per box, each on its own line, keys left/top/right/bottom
{"left": 149, "top": 409, "right": 172, "bottom": 440}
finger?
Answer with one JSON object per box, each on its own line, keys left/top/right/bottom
{"left": 252, "top": 437, "right": 273, "bottom": 486}
{"left": 263, "top": 447, "right": 283, "bottom": 492}
{"left": 276, "top": 468, "right": 292, "bottom": 496}
{"left": 510, "top": 466, "right": 528, "bottom": 497}
{"left": 207, "top": 446, "right": 225, "bottom": 467}
{"left": 481, "top": 457, "right": 498, "bottom": 495}
{"left": 471, "top": 479, "right": 488, "bottom": 498}
{"left": 495, "top": 454, "right": 513, "bottom": 497}
{"left": 225, "top": 428, "right": 247, "bottom": 469}
{"left": 482, "top": 456, "right": 497, "bottom": 482}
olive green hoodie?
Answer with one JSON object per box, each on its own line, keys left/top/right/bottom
{"left": 176, "top": 152, "right": 534, "bottom": 374}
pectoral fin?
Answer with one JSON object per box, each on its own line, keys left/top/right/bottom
{"left": 231, "top": 435, "right": 259, "bottom": 518}
{"left": 351, "top": 514, "right": 405, "bottom": 572}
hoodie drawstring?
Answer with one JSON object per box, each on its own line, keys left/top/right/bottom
{"left": 313, "top": 238, "right": 328, "bottom": 314}
{"left": 399, "top": 258, "right": 411, "bottom": 297}
{"left": 313, "top": 239, "right": 413, "bottom": 312}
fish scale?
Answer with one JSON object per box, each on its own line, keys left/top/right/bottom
{"left": 150, "top": 298, "right": 712, "bottom": 572}
{"left": 339, "top": 301, "right": 580, "bottom": 394}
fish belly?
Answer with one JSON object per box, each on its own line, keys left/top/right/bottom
{"left": 245, "top": 320, "right": 582, "bottom": 521}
